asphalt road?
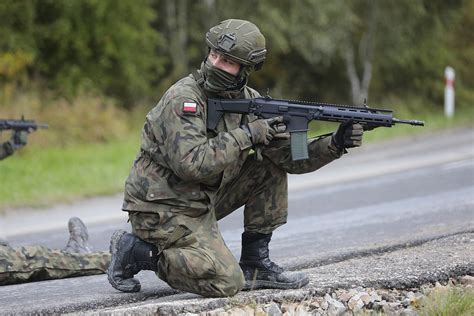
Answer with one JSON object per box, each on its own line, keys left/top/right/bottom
{"left": 1, "top": 128, "right": 473, "bottom": 314}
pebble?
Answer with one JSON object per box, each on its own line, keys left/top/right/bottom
{"left": 196, "top": 276, "right": 472, "bottom": 316}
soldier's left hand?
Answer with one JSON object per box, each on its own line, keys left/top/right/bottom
{"left": 332, "top": 121, "right": 363, "bottom": 149}
{"left": 12, "top": 131, "right": 28, "bottom": 149}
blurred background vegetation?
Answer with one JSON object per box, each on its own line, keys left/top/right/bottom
{"left": 0, "top": 0, "right": 473, "bottom": 209}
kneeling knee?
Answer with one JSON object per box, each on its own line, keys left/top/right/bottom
{"left": 199, "top": 260, "right": 245, "bottom": 297}
{"left": 203, "top": 271, "right": 245, "bottom": 297}
{"left": 160, "top": 249, "right": 245, "bottom": 297}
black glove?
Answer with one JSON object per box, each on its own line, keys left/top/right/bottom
{"left": 332, "top": 121, "right": 363, "bottom": 150}
{"left": 244, "top": 116, "right": 286, "bottom": 145}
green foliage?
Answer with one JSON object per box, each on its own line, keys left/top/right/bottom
{"left": 0, "top": 0, "right": 472, "bottom": 118}
{"left": 0, "top": 0, "right": 163, "bottom": 107}
{"left": 371, "top": 0, "right": 465, "bottom": 105}
{"left": 0, "top": 1, "right": 36, "bottom": 97}
{"left": 0, "top": 1, "right": 35, "bottom": 53}
{"left": 37, "top": 0, "right": 163, "bottom": 105}
{"left": 447, "top": 0, "right": 474, "bottom": 107}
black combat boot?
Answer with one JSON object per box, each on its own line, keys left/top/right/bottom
{"left": 239, "top": 232, "right": 309, "bottom": 290}
{"left": 107, "top": 230, "right": 159, "bottom": 293}
{"left": 63, "top": 217, "right": 92, "bottom": 254}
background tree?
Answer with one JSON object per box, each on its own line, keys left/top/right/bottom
{"left": 0, "top": 1, "right": 36, "bottom": 100}
{"left": 1, "top": 0, "right": 163, "bottom": 107}
{"left": 0, "top": 0, "right": 471, "bottom": 110}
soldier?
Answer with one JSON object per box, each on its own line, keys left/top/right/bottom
{"left": 107, "top": 19, "right": 363, "bottom": 297}
{"left": 0, "top": 123, "right": 109, "bottom": 285}
{"left": 0, "top": 131, "right": 28, "bottom": 160}
{"left": 0, "top": 217, "right": 110, "bottom": 285}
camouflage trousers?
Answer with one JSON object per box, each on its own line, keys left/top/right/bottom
{"left": 0, "top": 244, "right": 111, "bottom": 286}
{"left": 130, "top": 153, "right": 288, "bottom": 297}
{"left": 130, "top": 136, "right": 339, "bottom": 297}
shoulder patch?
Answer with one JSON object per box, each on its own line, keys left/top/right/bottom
{"left": 182, "top": 101, "right": 197, "bottom": 114}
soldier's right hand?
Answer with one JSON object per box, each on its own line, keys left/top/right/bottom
{"left": 332, "top": 120, "right": 363, "bottom": 150}
{"left": 245, "top": 116, "right": 286, "bottom": 145}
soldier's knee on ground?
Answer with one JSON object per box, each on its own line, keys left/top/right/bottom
{"left": 207, "top": 271, "right": 245, "bottom": 297}
{"left": 159, "top": 247, "right": 245, "bottom": 297}
{"left": 192, "top": 269, "right": 244, "bottom": 297}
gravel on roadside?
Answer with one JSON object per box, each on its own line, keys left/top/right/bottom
{"left": 89, "top": 232, "right": 473, "bottom": 315}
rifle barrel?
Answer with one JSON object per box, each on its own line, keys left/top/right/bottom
{"left": 392, "top": 118, "right": 425, "bottom": 126}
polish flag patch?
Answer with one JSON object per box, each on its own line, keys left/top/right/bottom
{"left": 183, "top": 101, "right": 197, "bottom": 113}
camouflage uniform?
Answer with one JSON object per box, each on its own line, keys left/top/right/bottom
{"left": 1, "top": 132, "right": 107, "bottom": 286}
{"left": 0, "top": 243, "right": 110, "bottom": 286}
{"left": 0, "top": 140, "right": 14, "bottom": 160}
{"left": 0, "top": 130, "right": 28, "bottom": 160}
{"left": 122, "top": 71, "right": 342, "bottom": 297}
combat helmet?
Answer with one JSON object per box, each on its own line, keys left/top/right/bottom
{"left": 206, "top": 19, "right": 266, "bottom": 71}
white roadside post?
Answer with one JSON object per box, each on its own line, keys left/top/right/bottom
{"left": 444, "top": 66, "right": 455, "bottom": 118}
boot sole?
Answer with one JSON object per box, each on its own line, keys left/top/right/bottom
{"left": 243, "top": 274, "right": 309, "bottom": 290}
{"left": 107, "top": 230, "right": 141, "bottom": 293}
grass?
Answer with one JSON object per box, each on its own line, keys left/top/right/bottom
{"left": 0, "top": 103, "right": 472, "bottom": 212}
{"left": 418, "top": 286, "right": 474, "bottom": 316}
{"left": 0, "top": 136, "right": 139, "bottom": 212}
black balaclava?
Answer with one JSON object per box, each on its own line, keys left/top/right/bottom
{"left": 200, "top": 58, "right": 251, "bottom": 98}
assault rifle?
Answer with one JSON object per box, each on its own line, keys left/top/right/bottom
{"left": 0, "top": 118, "right": 48, "bottom": 144}
{"left": 207, "top": 97, "right": 424, "bottom": 161}
{"left": 0, "top": 117, "right": 49, "bottom": 133}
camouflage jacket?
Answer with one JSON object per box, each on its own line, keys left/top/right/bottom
{"left": 122, "top": 72, "right": 341, "bottom": 214}
{"left": 122, "top": 73, "right": 259, "bottom": 214}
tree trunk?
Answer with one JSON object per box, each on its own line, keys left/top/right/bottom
{"left": 343, "top": 1, "right": 377, "bottom": 105}
{"left": 165, "top": 0, "right": 188, "bottom": 78}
